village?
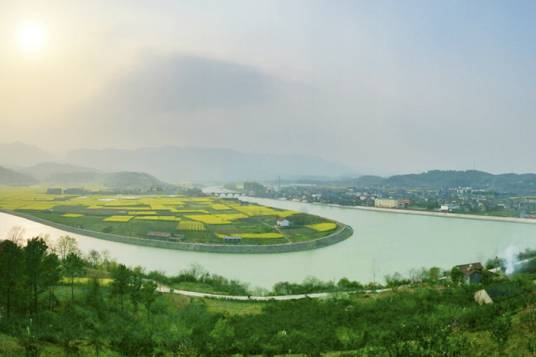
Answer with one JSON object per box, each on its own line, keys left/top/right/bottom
{"left": 241, "top": 180, "right": 536, "bottom": 219}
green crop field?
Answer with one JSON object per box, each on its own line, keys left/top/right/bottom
{"left": 0, "top": 187, "right": 340, "bottom": 245}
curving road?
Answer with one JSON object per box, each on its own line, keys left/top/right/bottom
{"left": 156, "top": 285, "right": 390, "bottom": 301}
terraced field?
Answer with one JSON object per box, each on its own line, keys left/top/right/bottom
{"left": 0, "top": 187, "right": 341, "bottom": 245}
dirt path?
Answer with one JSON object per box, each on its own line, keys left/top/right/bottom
{"left": 157, "top": 285, "right": 390, "bottom": 301}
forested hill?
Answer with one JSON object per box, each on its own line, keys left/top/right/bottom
{"left": 355, "top": 170, "right": 536, "bottom": 194}
{"left": 0, "top": 166, "right": 37, "bottom": 186}
{"left": 0, "top": 162, "right": 170, "bottom": 191}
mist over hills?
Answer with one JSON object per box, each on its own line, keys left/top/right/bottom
{"left": 0, "top": 142, "right": 354, "bottom": 184}
{"left": 23, "top": 163, "right": 166, "bottom": 190}
{"left": 20, "top": 162, "right": 99, "bottom": 181}
{"left": 63, "top": 146, "right": 354, "bottom": 182}
{"left": 0, "top": 163, "right": 166, "bottom": 190}
{"left": 4, "top": 143, "right": 536, "bottom": 194}
{"left": 0, "top": 142, "right": 52, "bottom": 168}
{"left": 0, "top": 166, "right": 37, "bottom": 186}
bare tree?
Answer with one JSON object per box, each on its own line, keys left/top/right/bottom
{"left": 7, "top": 226, "right": 25, "bottom": 245}
{"left": 87, "top": 250, "right": 102, "bottom": 267}
{"left": 55, "top": 236, "right": 79, "bottom": 261}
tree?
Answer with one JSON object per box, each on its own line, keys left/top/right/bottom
{"left": 86, "top": 317, "right": 107, "bottom": 357}
{"left": 129, "top": 268, "right": 144, "bottom": 312}
{"left": 63, "top": 252, "right": 85, "bottom": 303}
{"left": 23, "top": 238, "right": 60, "bottom": 314}
{"left": 7, "top": 226, "right": 25, "bottom": 245}
{"left": 428, "top": 267, "right": 441, "bottom": 284}
{"left": 140, "top": 280, "right": 159, "bottom": 320}
{"left": 385, "top": 272, "right": 406, "bottom": 288}
{"left": 55, "top": 236, "right": 79, "bottom": 261}
{"left": 210, "top": 318, "right": 235, "bottom": 354}
{"left": 450, "top": 267, "right": 464, "bottom": 285}
{"left": 87, "top": 249, "right": 102, "bottom": 267}
{"left": 57, "top": 307, "right": 85, "bottom": 355}
{"left": 86, "top": 278, "right": 105, "bottom": 311}
{"left": 111, "top": 264, "right": 131, "bottom": 311}
{"left": 0, "top": 240, "right": 23, "bottom": 318}
{"left": 43, "top": 252, "right": 61, "bottom": 311}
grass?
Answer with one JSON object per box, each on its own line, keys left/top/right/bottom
{"left": 203, "top": 299, "right": 265, "bottom": 315}
{"left": 161, "top": 291, "right": 264, "bottom": 316}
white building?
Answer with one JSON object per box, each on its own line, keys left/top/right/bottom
{"left": 277, "top": 219, "right": 291, "bottom": 227}
{"left": 374, "top": 198, "right": 399, "bottom": 209}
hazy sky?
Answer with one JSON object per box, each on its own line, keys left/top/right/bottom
{"left": 1, "top": 0, "right": 535, "bottom": 174}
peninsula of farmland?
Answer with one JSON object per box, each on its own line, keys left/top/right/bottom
{"left": 0, "top": 187, "right": 351, "bottom": 253}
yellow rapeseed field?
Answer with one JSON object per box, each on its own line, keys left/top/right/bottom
{"left": 306, "top": 222, "right": 337, "bottom": 232}
{"left": 211, "top": 203, "right": 230, "bottom": 210}
{"left": 62, "top": 213, "right": 83, "bottom": 218}
{"left": 185, "top": 214, "right": 231, "bottom": 224}
{"left": 135, "top": 216, "right": 181, "bottom": 222}
{"left": 103, "top": 215, "right": 134, "bottom": 223}
{"left": 177, "top": 221, "right": 206, "bottom": 231}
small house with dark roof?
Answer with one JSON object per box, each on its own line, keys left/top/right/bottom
{"left": 454, "top": 262, "right": 484, "bottom": 285}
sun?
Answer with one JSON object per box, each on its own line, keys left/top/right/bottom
{"left": 18, "top": 22, "right": 46, "bottom": 53}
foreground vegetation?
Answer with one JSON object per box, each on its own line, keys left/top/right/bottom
{"left": 0, "top": 187, "right": 339, "bottom": 246}
{"left": 2, "top": 235, "right": 536, "bottom": 356}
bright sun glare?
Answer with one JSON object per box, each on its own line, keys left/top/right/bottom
{"left": 18, "top": 22, "right": 46, "bottom": 53}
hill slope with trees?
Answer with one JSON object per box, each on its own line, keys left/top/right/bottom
{"left": 355, "top": 170, "right": 536, "bottom": 194}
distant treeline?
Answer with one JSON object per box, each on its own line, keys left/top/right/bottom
{"left": 355, "top": 170, "right": 536, "bottom": 194}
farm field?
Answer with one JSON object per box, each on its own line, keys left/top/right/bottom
{"left": 0, "top": 187, "right": 340, "bottom": 245}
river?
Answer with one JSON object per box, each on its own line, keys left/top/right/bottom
{"left": 1, "top": 197, "right": 535, "bottom": 289}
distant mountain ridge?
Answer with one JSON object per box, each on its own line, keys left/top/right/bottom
{"left": 355, "top": 170, "right": 536, "bottom": 194}
{"left": 64, "top": 146, "right": 354, "bottom": 182}
{"left": 0, "top": 161, "right": 167, "bottom": 190}
{"left": 0, "top": 142, "right": 53, "bottom": 167}
{"left": 38, "top": 169, "right": 167, "bottom": 190}
{"left": 20, "top": 162, "right": 99, "bottom": 181}
{"left": 0, "top": 166, "right": 37, "bottom": 186}
{"left": 0, "top": 142, "right": 354, "bottom": 183}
